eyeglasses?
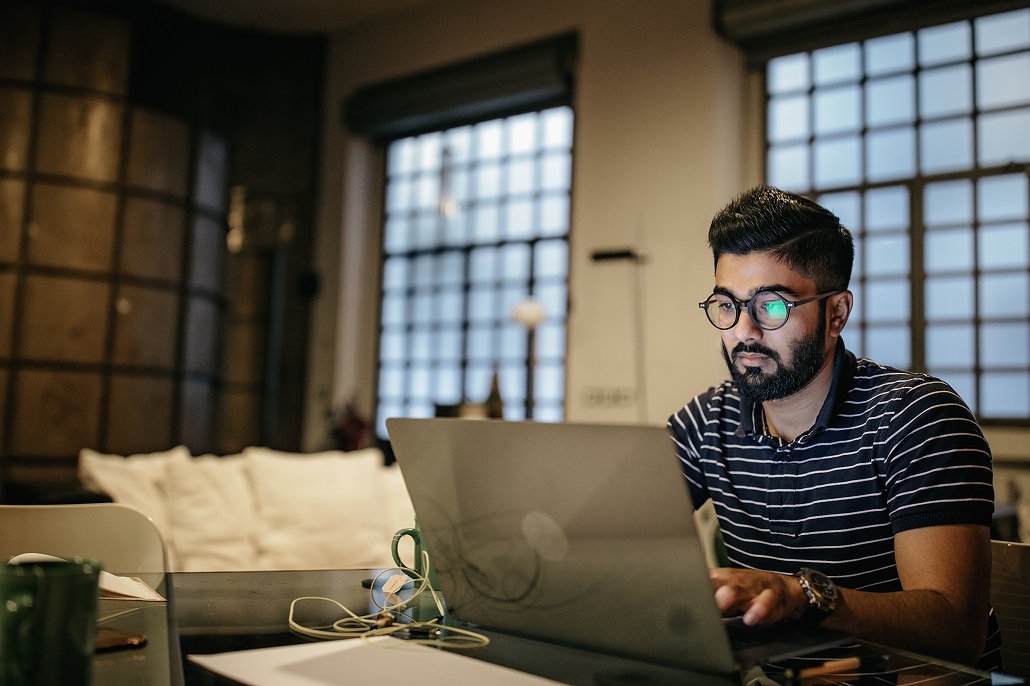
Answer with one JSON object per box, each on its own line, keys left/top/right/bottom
{"left": 698, "top": 290, "right": 842, "bottom": 331}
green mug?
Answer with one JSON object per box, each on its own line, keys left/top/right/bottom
{"left": 0, "top": 559, "right": 100, "bottom": 686}
{"left": 391, "top": 520, "right": 439, "bottom": 590}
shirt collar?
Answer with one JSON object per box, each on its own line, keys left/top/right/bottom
{"left": 734, "top": 338, "right": 854, "bottom": 438}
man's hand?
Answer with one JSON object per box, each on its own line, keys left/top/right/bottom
{"left": 707, "top": 524, "right": 991, "bottom": 666}
{"left": 709, "top": 567, "right": 807, "bottom": 626}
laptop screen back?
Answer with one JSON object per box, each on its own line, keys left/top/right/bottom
{"left": 385, "top": 418, "right": 738, "bottom": 674}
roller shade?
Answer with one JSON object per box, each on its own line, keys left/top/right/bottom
{"left": 714, "top": 0, "right": 1030, "bottom": 62}
{"left": 344, "top": 32, "right": 577, "bottom": 142}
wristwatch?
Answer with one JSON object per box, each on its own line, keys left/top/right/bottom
{"left": 794, "top": 567, "right": 837, "bottom": 626}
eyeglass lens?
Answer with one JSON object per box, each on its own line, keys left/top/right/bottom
{"left": 704, "top": 291, "right": 789, "bottom": 330}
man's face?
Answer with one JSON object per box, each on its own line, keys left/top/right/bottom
{"left": 713, "top": 252, "right": 834, "bottom": 403}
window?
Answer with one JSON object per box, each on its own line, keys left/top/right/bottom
{"left": 374, "top": 106, "right": 573, "bottom": 438}
{"left": 766, "top": 8, "right": 1030, "bottom": 422}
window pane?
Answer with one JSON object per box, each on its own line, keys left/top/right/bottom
{"left": 926, "top": 275, "right": 974, "bottom": 320}
{"left": 814, "top": 43, "right": 861, "bottom": 85}
{"left": 976, "top": 9, "right": 1030, "bottom": 56}
{"left": 500, "top": 322, "right": 527, "bottom": 358}
{"left": 814, "top": 137, "right": 860, "bottom": 187}
{"left": 866, "top": 128, "right": 915, "bottom": 181}
{"left": 541, "top": 152, "right": 571, "bottom": 190}
{"left": 476, "top": 120, "right": 503, "bottom": 159}
{"left": 978, "top": 107, "right": 1030, "bottom": 166}
{"left": 433, "top": 365, "right": 461, "bottom": 404}
{"left": 925, "top": 180, "right": 973, "bottom": 227}
{"left": 446, "top": 126, "right": 472, "bottom": 163}
{"left": 865, "top": 33, "right": 914, "bottom": 76}
{"left": 865, "top": 280, "right": 910, "bottom": 322}
{"left": 768, "top": 53, "right": 810, "bottom": 94}
{"left": 381, "top": 294, "right": 407, "bottom": 325}
{"left": 768, "top": 95, "right": 809, "bottom": 142}
{"left": 815, "top": 86, "right": 860, "bottom": 134}
{"left": 410, "top": 328, "right": 431, "bottom": 360}
{"left": 468, "top": 288, "right": 498, "bottom": 321}
{"left": 388, "top": 138, "right": 416, "bottom": 176}
{"left": 865, "top": 186, "right": 909, "bottom": 232}
{"left": 505, "top": 199, "right": 533, "bottom": 239}
{"left": 980, "top": 322, "right": 1030, "bottom": 368}
{"left": 926, "top": 323, "right": 975, "bottom": 367}
{"left": 866, "top": 326, "right": 910, "bottom": 368}
{"left": 919, "top": 64, "right": 972, "bottom": 118}
{"left": 534, "top": 361, "right": 565, "bottom": 401}
{"left": 980, "top": 272, "right": 1029, "bottom": 317}
{"left": 380, "top": 330, "right": 406, "bottom": 361}
{"left": 979, "top": 223, "right": 1029, "bottom": 270}
{"left": 435, "top": 327, "right": 462, "bottom": 360}
{"left": 378, "top": 366, "right": 404, "bottom": 397}
{"left": 978, "top": 174, "right": 1029, "bottom": 222}
{"left": 920, "top": 118, "right": 973, "bottom": 173}
{"left": 981, "top": 372, "right": 1030, "bottom": 417}
{"left": 925, "top": 228, "right": 974, "bottom": 273}
{"left": 508, "top": 112, "right": 537, "bottom": 155}
{"left": 382, "top": 257, "right": 408, "bottom": 290}
{"left": 469, "top": 247, "right": 496, "bottom": 283}
{"left": 918, "top": 21, "right": 971, "bottom": 66}
{"left": 768, "top": 144, "right": 809, "bottom": 190}
{"left": 465, "top": 363, "right": 492, "bottom": 400}
{"left": 536, "top": 321, "right": 566, "bottom": 358}
{"left": 471, "top": 203, "right": 500, "bottom": 242}
{"left": 386, "top": 178, "right": 413, "bottom": 213}
{"left": 535, "top": 239, "right": 568, "bottom": 278}
{"left": 438, "top": 288, "right": 463, "bottom": 323}
{"left": 540, "top": 194, "right": 569, "bottom": 236}
{"left": 866, "top": 75, "right": 915, "bottom": 127}
{"left": 537, "top": 282, "right": 568, "bottom": 318}
{"left": 500, "top": 243, "right": 530, "bottom": 280}
{"left": 865, "top": 235, "right": 908, "bottom": 276}
{"left": 466, "top": 326, "right": 493, "bottom": 360}
{"left": 977, "top": 54, "right": 1030, "bottom": 109}
{"left": 409, "top": 365, "right": 430, "bottom": 396}
{"left": 417, "top": 133, "right": 442, "bottom": 170}
{"left": 542, "top": 107, "right": 573, "bottom": 149}
{"left": 507, "top": 158, "right": 535, "bottom": 195}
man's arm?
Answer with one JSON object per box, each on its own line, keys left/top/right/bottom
{"left": 710, "top": 523, "right": 991, "bottom": 666}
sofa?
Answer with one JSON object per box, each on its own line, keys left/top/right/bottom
{"left": 77, "top": 445, "right": 417, "bottom": 572}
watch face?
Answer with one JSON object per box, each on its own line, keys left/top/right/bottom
{"left": 809, "top": 571, "right": 838, "bottom": 600}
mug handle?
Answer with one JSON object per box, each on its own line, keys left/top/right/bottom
{"left": 391, "top": 527, "right": 420, "bottom": 575}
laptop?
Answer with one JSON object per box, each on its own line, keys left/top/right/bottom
{"left": 385, "top": 418, "right": 850, "bottom": 677}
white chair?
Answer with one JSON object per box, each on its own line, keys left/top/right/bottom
{"left": 0, "top": 503, "right": 167, "bottom": 588}
{"left": 991, "top": 540, "right": 1030, "bottom": 679}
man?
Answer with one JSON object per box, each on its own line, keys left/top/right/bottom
{"left": 668, "top": 186, "right": 1001, "bottom": 671}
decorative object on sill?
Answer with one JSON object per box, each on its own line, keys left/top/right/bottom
{"left": 484, "top": 370, "right": 504, "bottom": 419}
{"left": 331, "top": 400, "right": 373, "bottom": 452}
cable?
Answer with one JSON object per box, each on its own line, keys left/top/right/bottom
{"left": 287, "top": 550, "right": 489, "bottom": 650}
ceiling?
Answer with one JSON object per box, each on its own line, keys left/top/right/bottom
{"left": 156, "top": 0, "right": 445, "bottom": 34}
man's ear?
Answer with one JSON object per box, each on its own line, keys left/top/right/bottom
{"left": 828, "top": 291, "right": 853, "bottom": 338}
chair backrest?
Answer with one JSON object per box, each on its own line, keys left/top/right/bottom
{"left": 991, "top": 539, "right": 1030, "bottom": 679}
{"left": 0, "top": 503, "right": 167, "bottom": 588}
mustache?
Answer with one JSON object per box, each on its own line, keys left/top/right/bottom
{"left": 731, "top": 342, "right": 781, "bottom": 363}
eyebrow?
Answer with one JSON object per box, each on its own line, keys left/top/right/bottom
{"left": 712, "top": 283, "right": 802, "bottom": 299}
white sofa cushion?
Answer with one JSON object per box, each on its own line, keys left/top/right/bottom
{"left": 165, "top": 454, "right": 258, "bottom": 572}
{"left": 77, "top": 445, "right": 190, "bottom": 569}
{"left": 244, "top": 447, "right": 393, "bottom": 570}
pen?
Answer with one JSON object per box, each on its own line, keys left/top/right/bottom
{"left": 785, "top": 654, "right": 888, "bottom": 681}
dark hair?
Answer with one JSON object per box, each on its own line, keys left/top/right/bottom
{"left": 708, "top": 185, "right": 854, "bottom": 292}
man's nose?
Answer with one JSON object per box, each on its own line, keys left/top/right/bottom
{"left": 733, "top": 307, "right": 763, "bottom": 343}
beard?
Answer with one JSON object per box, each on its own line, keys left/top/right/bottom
{"left": 721, "top": 313, "right": 828, "bottom": 403}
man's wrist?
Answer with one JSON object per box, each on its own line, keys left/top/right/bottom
{"left": 794, "top": 567, "right": 837, "bottom": 626}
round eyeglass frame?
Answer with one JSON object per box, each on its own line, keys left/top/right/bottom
{"left": 698, "top": 290, "right": 843, "bottom": 331}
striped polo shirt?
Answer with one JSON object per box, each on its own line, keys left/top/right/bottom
{"left": 667, "top": 339, "right": 1002, "bottom": 671}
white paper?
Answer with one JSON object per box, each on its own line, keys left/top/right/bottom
{"left": 189, "top": 636, "right": 564, "bottom": 686}
{"left": 7, "top": 552, "right": 165, "bottom": 602}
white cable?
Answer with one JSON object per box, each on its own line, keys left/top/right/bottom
{"left": 287, "top": 550, "right": 489, "bottom": 649}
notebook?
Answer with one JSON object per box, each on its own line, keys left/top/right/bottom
{"left": 385, "top": 418, "right": 850, "bottom": 676}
